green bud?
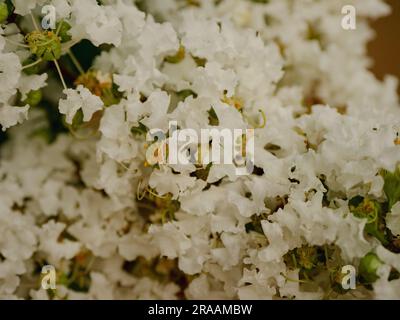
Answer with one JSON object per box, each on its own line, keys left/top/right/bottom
{"left": 0, "top": 2, "right": 9, "bottom": 24}
{"left": 71, "top": 109, "right": 84, "bottom": 130}
{"left": 24, "top": 90, "right": 42, "bottom": 106}
{"left": 25, "top": 30, "right": 62, "bottom": 61}
{"left": 359, "top": 252, "right": 382, "bottom": 283}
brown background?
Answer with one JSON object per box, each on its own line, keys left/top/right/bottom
{"left": 368, "top": 0, "right": 400, "bottom": 89}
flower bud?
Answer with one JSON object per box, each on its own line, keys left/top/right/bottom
{"left": 0, "top": 2, "right": 9, "bottom": 23}
{"left": 25, "top": 31, "right": 62, "bottom": 61}
{"left": 0, "top": 2, "right": 8, "bottom": 24}
{"left": 24, "top": 90, "right": 42, "bottom": 107}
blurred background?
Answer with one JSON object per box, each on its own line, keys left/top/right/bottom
{"left": 368, "top": 0, "right": 400, "bottom": 92}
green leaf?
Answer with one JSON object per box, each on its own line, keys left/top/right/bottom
{"left": 56, "top": 21, "right": 72, "bottom": 43}
{"left": 382, "top": 166, "right": 400, "bottom": 210}
{"left": 364, "top": 223, "right": 388, "bottom": 246}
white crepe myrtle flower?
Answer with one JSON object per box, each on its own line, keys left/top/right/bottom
{"left": 149, "top": 222, "right": 192, "bottom": 259}
{"left": 0, "top": 209, "right": 37, "bottom": 261}
{"left": 70, "top": 0, "right": 122, "bottom": 46}
{"left": 17, "top": 73, "right": 47, "bottom": 101}
{"left": 373, "top": 264, "right": 400, "bottom": 299}
{"left": 38, "top": 220, "right": 81, "bottom": 263}
{"left": 11, "top": 0, "right": 47, "bottom": 16}
{"left": 98, "top": 103, "right": 140, "bottom": 162}
{"left": 0, "top": 43, "right": 26, "bottom": 131}
{"left": 0, "top": 51, "right": 22, "bottom": 102}
{"left": 59, "top": 85, "right": 103, "bottom": 124}
{"left": 0, "top": 104, "right": 29, "bottom": 131}
{"left": 386, "top": 202, "right": 400, "bottom": 236}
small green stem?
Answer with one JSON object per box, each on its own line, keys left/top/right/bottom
{"left": 22, "top": 58, "right": 42, "bottom": 70}
{"left": 53, "top": 59, "right": 67, "bottom": 90}
{"left": 282, "top": 273, "right": 309, "bottom": 284}
{"left": 137, "top": 180, "right": 147, "bottom": 200}
{"left": 68, "top": 49, "right": 85, "bottom": 75}
{"left": 30, "top": 12, "right": 40, "bottom": 31}
{"left": 254, "top": 109, "right": 266, "bottom": 129}
{"left": 4, "top": 37, "right": 29, "bottom": 48}
{"left": 56, "top": 19, "right": 64, "bottom": 36}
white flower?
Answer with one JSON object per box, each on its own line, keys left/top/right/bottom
{"left": 149, "top": 222, "right": 192, "bottom": 259}
{"left": 185, "top": 274, "right": 228, "bottom": 300}
{"left": 373, "top": 265, "right": 400, "bottom": 299}
{"left": 376, "top": 245, "right": 400, "bottom": 272}
{"left": 118, "top": 232, "right": 158, "bottom": 261}
{"left": 0, "top": 104, "right": 29, "bottom": 131}
{"left": 98, "top": 103, "right": 139, "bottom": 162}
{"left": 38, "top": 221, "right": 81, "bottom": 263}
{"left": 88, "top": 273, "right": 114, "bottom": 300}
{"left": 0, "top": 208, "right": 37, "bottom": 262}
{"left": 37, "top": 179, "right": 63, "bottom": 216}
{"left": 149, "top": 167, "right": 197, "bottom": 199}
{"left": 17, "top": 74, "right": 47, "bottom": 101}
{"left": 386, "top": 202, "right": 400, "bottom": 236}
{"left": 59, "top": 85, "right": 103, "bottom": 124}
{"left": 128, "top": 90, "right": 171, "bottom": 131}
{"left": 11, "top": 0, "right": 46, "bottom": 15}
{"left": 52, "top": 0, "right": 71, "bottom": 19}
{"left": 70, "top": 0, "right": 122, "bottom": 46}
{"left": 259, "top": 221, "right": 289, "bottom": 263}
{"left": 0, "top": 51, "right": 22, "bottom": 103}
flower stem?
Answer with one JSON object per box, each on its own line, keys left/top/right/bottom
{"left": 22, "top": 58, "right": 42, "bottom": 70}
{"left": 61, "top": 39, "right": 81, "bottom": 53}
{"left": 4, "top": 37, "right": 29, "bottom": 48}
{"left": 257, "top": 109, "right": 267, "bottom": 128}
{"left": 56, "top": 19, "right": 64, "bottom": 36}
{"left": 53, "top": 59, "right": 67, "bottom": 90}
{"left": 137, "top": 180, "right": 147, "bottom": 200}
{"left": 68, "top": 49, "right": 85, "bottom": 75}
{"left": 30, "top": 12, "right": 40, "bottom": 31}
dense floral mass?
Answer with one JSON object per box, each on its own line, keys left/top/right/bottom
{"left": 0, "top": 0, "right": 399, "bottom": 299}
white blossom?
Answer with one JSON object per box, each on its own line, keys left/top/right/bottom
{"left": 59, "top": 85, "right": 103, "bottom": 124}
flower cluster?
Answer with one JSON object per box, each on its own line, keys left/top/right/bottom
{"left": 0, "top": 0, "right": 399, "bottom": 299}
